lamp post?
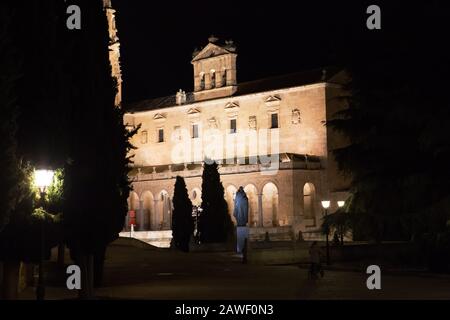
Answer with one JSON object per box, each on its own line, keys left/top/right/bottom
{"left": 34, "top": 169, "right": 54, "bottom": 301}
{"left": 321, "top": 200, "right": 331, "bottom": 266}
{"left": 337, "top": 200, "right": 345, "bottom": 245}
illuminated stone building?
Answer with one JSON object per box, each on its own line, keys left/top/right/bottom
{"left": 122, "top": 35, "right": 350, "bottom": 241}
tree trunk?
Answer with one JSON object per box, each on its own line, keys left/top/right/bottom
{"left": 1, "top": 260, "right": 20, "bottom": 300}
{"left": 93, "top": 247, "right": 106, "bottom": 288}
{"left": 77, "top": 253, "right": 94, "bottom": 300}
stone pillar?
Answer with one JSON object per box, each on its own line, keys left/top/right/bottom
{"left": 162, "top": 197, "right": 167, "bottom": 230}
{"left": 153, "top": 199, "right": 159, "bottom": 231}
{"left": 205, "top": 73, "right": 211, "bottom": 90}
{"left": 138, "top": 200, "right": 144, "bottom": 231}
{"left": 257, "top": 193, "right": 263, "bottom": 227}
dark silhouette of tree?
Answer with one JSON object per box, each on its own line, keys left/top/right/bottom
{"left": 0, "top": 4, "right": 21, "bottom": 234}
{"left": 198, "top": 160, "right": 233, "bottom": 243}
{"left": 63, "top": 0, "right": 136, "bottom": 298}
{"left": 327, "top": 4, "right": 450, "bottom": 270}
{"left": 0, "top": 6, "right": 26, "bottom": 298}
{"left": 0, "top": 1, "right": 67, "bottom": 299}
{"left": 171, "top": 176, "right": 194, "bottom": 252}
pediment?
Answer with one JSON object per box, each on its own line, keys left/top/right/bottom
{"left": 265, "top": 95, "right": 282, "bottom": 110}
{"left": 187, "top": 107, "right": 201, "bottom": 115}
{"left": 265, "top": 95, "right": 282, "bottom": 103}
{"left": 224, "top": 101, "right": 240, "bottom": 111}
{"left": 224, "top": 101, "right": 240, "bottom": 117}
{"left": 192, "top": 43, "right": 233, "bottom": 62}
{"left": 153, "top": 113, "right": 166, "bottom": 122}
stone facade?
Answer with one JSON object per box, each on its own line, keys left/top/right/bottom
{"left": 124, "top": 37, "right": 350, "bottom": 239}
{"left": 103, "top": 0, "right": 122, "bottom": 107}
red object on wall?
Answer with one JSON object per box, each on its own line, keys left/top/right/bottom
{"left": 128, "top": 210, "right": 136, "bottom": 226}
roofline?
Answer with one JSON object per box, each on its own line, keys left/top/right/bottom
{"left": 126, "top": 81, "right": 334, "bottom": 116}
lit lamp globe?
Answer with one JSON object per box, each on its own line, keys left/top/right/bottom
{"left": 321, "top": 200, "right": 331, "bottom": 209}
{"left": 34, "top": 169, "right": 54, "bottom": 193}
{"left": 337, "top": 201, "right": 345, "bottom": 208}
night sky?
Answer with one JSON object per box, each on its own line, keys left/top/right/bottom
{"left": 114, "top": 0, "right": 445, "bottom": 104}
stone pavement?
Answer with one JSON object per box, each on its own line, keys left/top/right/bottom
{"left": 18, "top": 241, "right": 450, "bottom": 300}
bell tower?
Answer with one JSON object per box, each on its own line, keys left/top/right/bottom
{"left": 103, "top": 0, "right": 122, "bottom": 107}
{"left": 191, "top": 36, "right": 237, "bottom": 101}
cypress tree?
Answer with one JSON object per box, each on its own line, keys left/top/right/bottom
{"left": 198, "top": 161, "right": 233, "bottom": 243}
{"left": 171, "top": 176, "right": 194, "bottom": 252}
{"left": 63, "top": 0, "right": 136, "bottom": 297}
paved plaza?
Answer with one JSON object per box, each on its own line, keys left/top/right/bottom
{"left": 19, "top": 240, "right": 450, "bottom": 300}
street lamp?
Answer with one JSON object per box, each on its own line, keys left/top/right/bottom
{"left": 337, "top": 200, "right": 345, "bottom": 208}
{"left": 34, "top": 169, "right": 54, "bottom": 301}
{"left": 321, "top": 200, "right": 331, "bottom": 266}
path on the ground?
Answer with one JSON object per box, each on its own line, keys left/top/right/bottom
{"left": 19, "top": 241, "right": 450, "bottom": 300}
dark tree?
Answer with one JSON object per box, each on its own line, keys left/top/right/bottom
{"left": 327, "top": 4, "right": 450, "bottom": 269}
{"left": 0, "top": 1, "right": 67, "bottom": 299}
{"left": 0, "top": 4, "right": 24, "bottom": 299}
{"left": 63, "top": 0, "right": 136, "bottom": 297}
{"left": 0, "top": 3, "right": 20, "bottom": 234}
{"left": 171, "top": 176, "right": 194, "bottom": 252}
{"left": 198, "top": 161, "right": 233, "bottom": 243}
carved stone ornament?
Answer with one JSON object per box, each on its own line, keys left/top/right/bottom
{"left": 291, "top": 109, "right": 301, "bottom": 124}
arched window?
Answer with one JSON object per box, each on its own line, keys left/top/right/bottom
{"left": 262, "top": 182, "right": 279, "bottom": 227}
{"left": 200, "top": 73, "right": 205, "bottom": 90}
{"left": 210, "top": 70, "right": 216, "bottom": 88}
{"left": 303, "top": 183, "right": 316, "bottom": 219}
{"left": 222, "top": 69, "right": 227, "bottom": 86}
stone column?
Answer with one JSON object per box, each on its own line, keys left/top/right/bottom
{"left": 137, "top": 200, "right": 144, "bottom": 231}
{"left": 205, "top": 73, "right": 211, "bottom": 90}
{"left": 153, "top": 199, "right": 159, "bottom": 231}
{"left": 257, "top": 193, "right": 263, "bottom": 227}
{"left": 162, "top": 197, "right": 167, "bottom": 230}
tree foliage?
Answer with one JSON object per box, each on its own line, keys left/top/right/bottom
{"left": 0, "top": 3, "right": 21, "bottom": 234}
{"left": 198, "top": 161, "right": 233, "bottom": 243}
{"left": 327, "top": 4, "right": 450, "bottom": 269}
{"left": 171, "top": 176, "right": 194, "bottom": 252}
{"left": 0, "top": 1, "right": 66, "bottom": 264}
{"left": 63, "top": 0, "right": 136, "bottom": 257}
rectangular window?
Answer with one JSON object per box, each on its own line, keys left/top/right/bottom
{"left": 192, "top": 124, "right": 199, "bottom": 138}
{"left": 230, "top": 119, "right": 237, "bottom": 134}
{"left": 174, "top": 126, "right": 181, "bottom": 140}
{"left": 158, "top": 128, "right": 164, "bottom": 143}
{"left": 271, "top": 113, "right": 279, "bottom": 129}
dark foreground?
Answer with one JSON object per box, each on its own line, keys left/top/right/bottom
{"left": 19, "top": 239, "right": 450, "bottom": 300}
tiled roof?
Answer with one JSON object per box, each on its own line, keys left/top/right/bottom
{"left": 125, "top": 66, "right": 343, "bottom": 113}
